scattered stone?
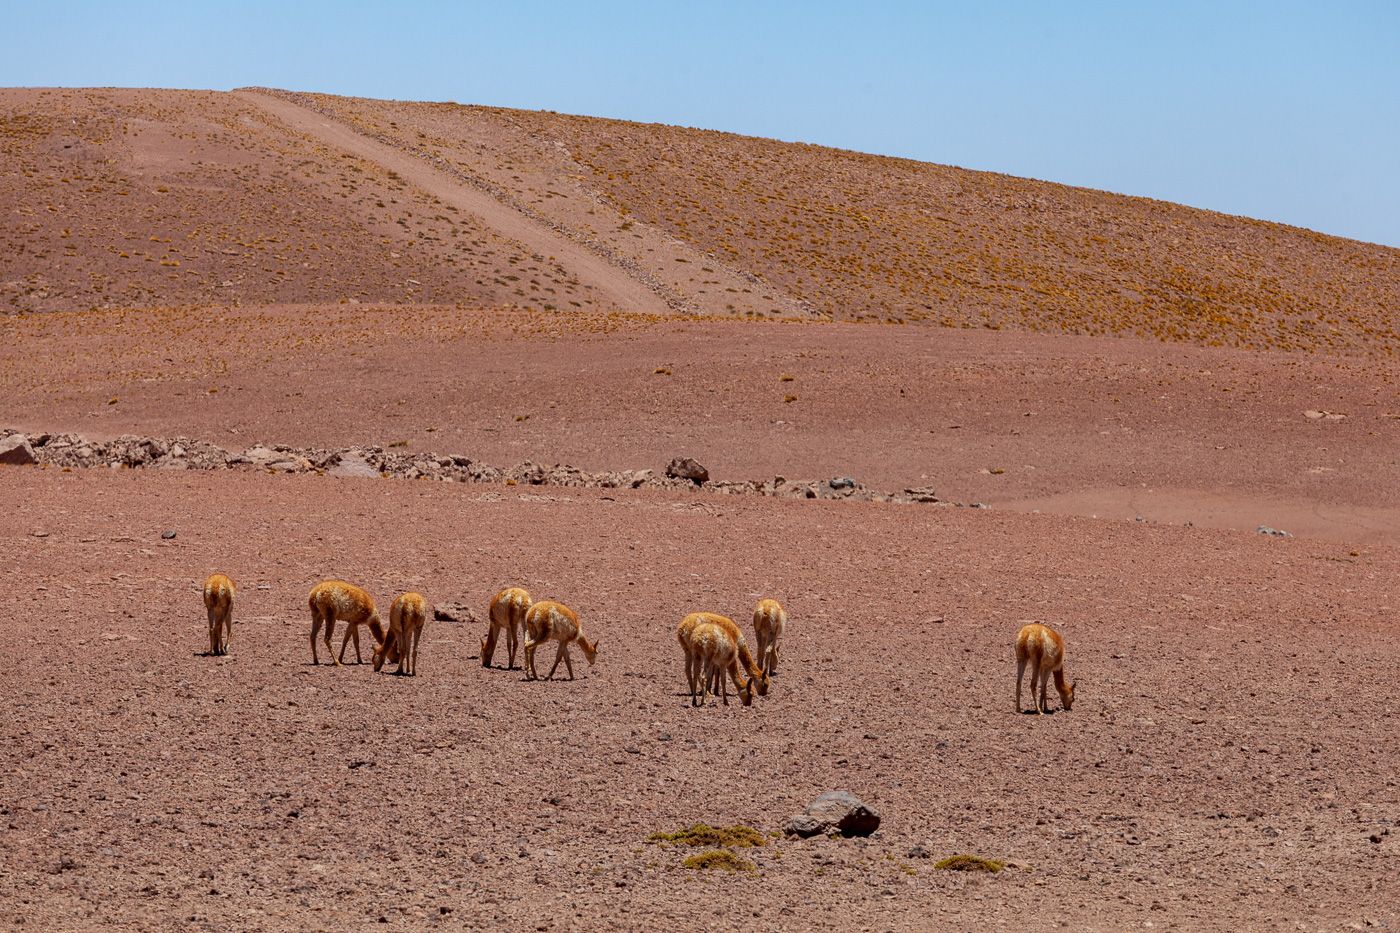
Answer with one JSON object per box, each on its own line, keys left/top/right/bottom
{"left": 907, "top": 843, "right": 932, "bottom": 859}
{"left": 665, "top": 457, "right": 710, "bottom": 485}
{"left": 783, "top": 790, "right": 881, "bottom": 838}
{"left": 1257, "top": 525, "right": 1293, "bottom": 538}
{"left": 433, "top": 603, "right": 476, "bottom": 625}
{"left": 3, "top": 428, "right": 966, "bottom": 508}
{"left": 0, "top": 434, "right": 38, "bottom": 466}
{"left": 328, "top": 453, "right": 380, "bottom": 478}
{"left": 160, "top": 530, "right": 177, "bottom": 540}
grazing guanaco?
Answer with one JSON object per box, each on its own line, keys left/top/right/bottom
{"left": 690, "top": 620, "right": 753, "bottom": 707}
{"left": 308, "top": 580, "right": 385, "bottom": 666}
{"left": 203, "top": 573, "right": 235, "bottom": 656}
{"left": 1015, "top": 622, "right": 1076, "bottom": 714}
{"left": 676, "top": 612, "right": 768, "bottom": 703}
{"left": 522, "top": 600, "right": 598, "bottom": 681}
{"left": 481, "top": 587, "right": 532, "bottom": 669}
{"left": 752, "top": 598, "right": 787, "bottom": 676}
{"left": 374, "top": 592, "right": 428, "bottom": 676}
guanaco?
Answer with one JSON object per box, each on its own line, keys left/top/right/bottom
{"left": 752, "top": 598, "right": 787, "bottom": 676}
{"left": 690, "top": 620, "right": 753, "bottom": 707}
{"left": 203, "top": 573, "right": 235, "bottom": 656}
{"left": 308, "top": 580, "right": 385, "bottom": 666}
{"left": 676, "top": 612, "right": 767, "bottom": 703}
{"left": 481, "top": 587, "right": 532, "bottom": 669}
{"left": 374, "top": 592, "right": 428, "bottom": 676}
{"left": 522, "top": 600, "right": 598, "bottom": 681}
{"left": 1015, "top": 622, "right": 1076, "bottom": 714}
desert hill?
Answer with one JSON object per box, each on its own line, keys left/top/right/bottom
{"left": 3, "top": 86, "right": 1397, "bottom": 352}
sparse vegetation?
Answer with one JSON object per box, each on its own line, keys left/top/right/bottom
{"left": 648, "top": 823, "right": 766, "bottom": 848}
{"left": 683, "top": 850, "right": 755, "bottom": 872}
{"left": 935, "top": 854, "right": 1005, "bottom": 873}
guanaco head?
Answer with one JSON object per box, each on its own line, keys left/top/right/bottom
{"left": 372, "top": 631, "right": 395, "bottom": 673}
{"left": 480, "top": 630, "right": 497, "bottom": 667}
{"left": 1061, "top": 679, "right": 1077, "bottom": 711}
{"left": 579, "top": 635, "right": 599, "bottom": 666}
{"left": 750, "top": 668, "right": 770, "bottom": 697}
{"left": 738, "top": 675, "right": 754, "bottom": 706}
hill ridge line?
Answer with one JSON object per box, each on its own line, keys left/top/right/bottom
{"left": 233, "top": 87, "right": 679, "bottom": 317}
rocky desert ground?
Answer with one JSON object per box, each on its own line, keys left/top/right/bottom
{"left": 1, "top": 87, "right": 1397, "bottom": 931}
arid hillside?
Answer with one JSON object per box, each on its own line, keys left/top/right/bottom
{"left": 4, "top": 87, "right": 1398, "bottom": 352}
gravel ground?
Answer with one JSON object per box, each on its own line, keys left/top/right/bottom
{"left": 2, "top": 467, "right": 1396, "bottom": 930}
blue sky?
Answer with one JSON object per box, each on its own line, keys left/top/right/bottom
{"left": 6, "top": 1, "right": 1398, "bottom": 247}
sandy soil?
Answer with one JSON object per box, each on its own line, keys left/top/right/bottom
{"left": 1, "top": 467, "right": 1397, "bottom": 931}
{"left": 3, "top": 306, "right": 1397, "bottom": 543}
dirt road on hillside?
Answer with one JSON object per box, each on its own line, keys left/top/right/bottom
{"left": 237, "top": 90, "right": 673, "bottom": 317}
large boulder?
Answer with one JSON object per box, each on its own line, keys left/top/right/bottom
{"left": 783, "top": 790, "right": 881, "bottom": 838}
{"left": 665, "top": 457, "right": 709, "bottom": 485}
{"left": 0, "top": 434, "right": 37, "bottom": 466}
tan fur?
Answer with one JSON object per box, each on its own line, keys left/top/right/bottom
{"left": 690, "top": 620, "right": 753, "bottom": 707}
{"left": 374, "top": 592, "right": 428, "bottom": 676}
{"left": 677, "top": 612, "right": 767, "bottom": 703}
{"left": 482, "top": 587, "right": 532, "bottom": 669}
{"left": 753, "top": 598, "right": 787, "bottom": 676}
{"left": 522, "top": 600, "right": 598, "bottom": 681}
{"left": 307, "top": 580, "right": 384, "bottom": 666}
{"left": 203, "top": 573, "right": 235, "bottom": 656}
{"left": 1015, "top": 622, "right": 1076, "bottom": 714}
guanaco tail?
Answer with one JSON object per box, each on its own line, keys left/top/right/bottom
{"left": 482, "top": 587, "right": 531, "bottom": 669}
{"left": 203, "top": 573, "right": 235, "bottom": 656}
{"left": 374, "top": 592, "right": 428, "bottom": 676}
{"left": 752, "top": 598, "right": 786, "bottom": 677}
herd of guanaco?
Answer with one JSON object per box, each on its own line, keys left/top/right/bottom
{"left": 202, "top": 573, "right": 1078, "bottom": 713}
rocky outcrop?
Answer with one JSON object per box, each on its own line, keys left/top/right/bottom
{"left": 3, "top": 429, "right": 977, "bottom": 507}
{"left": 0, "top": 434, "right": 38, "bottom": 466}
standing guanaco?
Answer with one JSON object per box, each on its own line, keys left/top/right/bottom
{"left": 676, "top": 612, "right": 768, "bottom": 703}
{"left": 374, "top": 592, "right": 428, "bottom": 676}
{"left": 203, "top": 573, "right": 235, "bottom": 656}
{"left": 482, "top": 587, "right": 532, "bottom": 669}
{"left": 690, "top": 620, "right": 753, "bottom": 707}
{"left": 308, "top": 580, "right": 385, "bottom": 666}
{"left": 1015, "top": 622, "right": 1076, "bottom": 714}
{"left": 522, "top": 600, "right": 598, "bottom": 681}
{"left": 752, "top": 598, "right": 787, "bottom": 677}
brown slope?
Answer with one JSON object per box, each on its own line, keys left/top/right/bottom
{"left": 235, "top": 89, "right": 672, "bottom": 317}
{"left": 298, "top": 90, "right": 1400, "bottom": 352}
{"left": 0, "top": 88, "right": 620, "bottom": 314}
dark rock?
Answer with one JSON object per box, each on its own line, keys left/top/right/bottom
{"left": 665, "top": 457, "right": 709, "bottom": 485}
{"left": 783, "top": 790, "right": 881, "bottom": 838}
{"left": 0, "top": 434, "right": 38, "bottom": 466}
{"left": 829, "top": 476, "right": 856, "bottom": 490}
{"left": 907, "top": 843, "right": 932, "bottom": 859}
{"left": 433, "top": 603, "right": 476, "bottom": 625}
{"left": 161, "top": 530, "right": 177, "bottom": 540}
{"left": 1257, "top": 525, "right": 1293, "bottom": 538}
